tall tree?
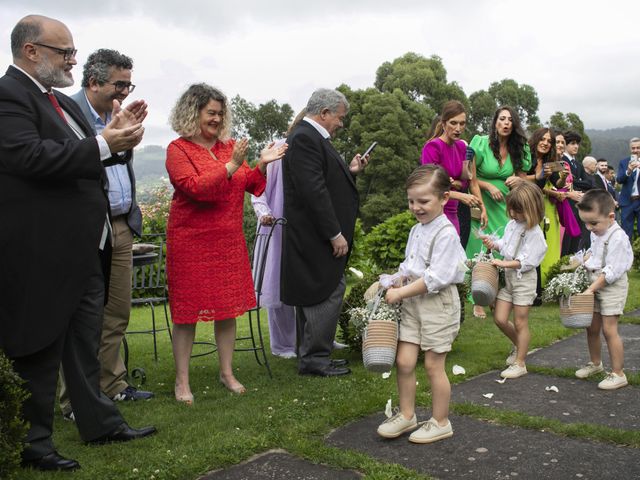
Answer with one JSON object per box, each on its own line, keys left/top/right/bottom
{"left": 467, "top": 79, "right": 540, "bottom": 135}
{"left": 334, "top": 85, "right": 434, "bottom": 229}
{"left": 374, "top": 52, "right": 467, "bottom": 113}
{"left": 549, "top": 112, "right": 592, "bottom": 158}
{"left": 230, "top": 95, "right": 293, "bottom": 161}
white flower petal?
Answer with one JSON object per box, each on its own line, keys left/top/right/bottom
{"left": 495, "top": 378, "right": 507, "bottom": 384}
{"left": 382, "top": 372, "right": 391, "bottom": 379}
{"left": 452, "top": 364, "right": 466, "bottom": 375}
{"left": 482, "top": 393, "right": 494, "bottom": 399}
{"left": 348, "top": 267, "right": 364, "bottom": 279}
{"left": 545, "top": 386, "right": 559, "bottom": 393}
{"left": 384, "top": 399, "right": 393, "bottom": 418}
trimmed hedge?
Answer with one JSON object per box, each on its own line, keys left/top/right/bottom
{"left": 0, "top": 350, "right": 29, "bottom": 479}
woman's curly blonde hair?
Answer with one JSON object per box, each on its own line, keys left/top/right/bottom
{"left": 169, "top": 83, "right": 232, "bottom": 141}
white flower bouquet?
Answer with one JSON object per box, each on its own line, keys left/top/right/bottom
{"left": 542, "top": 266, "right": 593, "bottom": 328}
{"left": 349, "top": 289, "right": 401, "bottom": 372}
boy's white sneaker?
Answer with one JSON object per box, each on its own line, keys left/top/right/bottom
{"left": 408, "top": 417, "right": 453, "bottom": 444}
{"left": 377, "top": 411, "right": 417, "bottom": 438}
{"left": 506, "top": 346, "right": 517, "bottom": 365}
{"left": 500, "top": 363, "right": 527, "bottom": 379}
{"left": 598, "top": 372, "right": 628, "bottom": 390}
{"left": 575, "top": 361, "right": 604, "bottom": 379}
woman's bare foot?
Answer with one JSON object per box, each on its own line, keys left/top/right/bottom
{"left": 219, "top": 373, "right": 246, "bottom": 394}
{"left": 175, "top": 383, "right": 194, "bottom": 405}
{"left": 473, "top": 305, "right": 487, "bottom": 319}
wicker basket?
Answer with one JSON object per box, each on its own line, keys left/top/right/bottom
{"left": 362, "top": 320, "right": 398, "bottom": 372}
{"left": 559, "top": 293, "right": 594, "bottom": 328}
{"left": 471, "top": 262, "right": 499, "bottom": 306}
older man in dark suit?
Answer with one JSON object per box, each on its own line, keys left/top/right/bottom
{"left": 616, "top": 137, "right": 640, "bottom": 241}
{"left": 281, "top": 88, "right": 368, "bottom": 377}
{"left": 0, "top": 15, "right": 155, "bottom": 471}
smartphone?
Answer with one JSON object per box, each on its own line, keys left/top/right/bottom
{"left": 362, "top": 141, "right": 378, "bottom": 159}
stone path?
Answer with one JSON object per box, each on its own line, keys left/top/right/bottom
{"left": 450, "top": 371, "right": 639, "bottom": 430}
{"left": 201, "top": 450, "right": 362, "bottom": 480}
{"left": 212, "top": 324, "right": 639, "bottom": 479}
{"left": 326, "top": 410, "right": 639, "bottom": 480}
{"left": 527, "top": 324, "right": 640, "bottom": 372}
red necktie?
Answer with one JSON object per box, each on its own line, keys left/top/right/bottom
{"left": 46, "top": 92, "right": 67, "bottom": 123}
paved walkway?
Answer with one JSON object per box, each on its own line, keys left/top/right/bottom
{"left": 210, "top": 324, "right": 639, "bottom": 479}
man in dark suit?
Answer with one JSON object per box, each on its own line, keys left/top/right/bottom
{"left": 58, "top": 50, "right": 152, "bottom": 420}
{"left": 561, "top": 131, "right": 592, "bottom": 255}
{"left": 594, "top": 158, "right": 610, "bottom": 191}
{"left": 281, "top": 89, "right": 368, "bottom": 377}
{"left": 616, "top": 137, "right": 640, "bottom": 241}
{"left": 0, "top": 15, "right": 156, "bottom": 472}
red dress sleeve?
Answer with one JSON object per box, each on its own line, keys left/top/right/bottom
{"left": 243, "top": 163, "right": 266, "bottom": 197}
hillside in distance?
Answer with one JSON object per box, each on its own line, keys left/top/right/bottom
{"left": 587, "top": 126, "right": 640, "bottom": 169}
{"left": 132, "top": 126, "right": 640, "bottom": 185}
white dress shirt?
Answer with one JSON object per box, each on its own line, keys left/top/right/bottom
{"left": 493, "top": 219, "right": 547, "bottom": 278}
{"left": 397, "top": 214, "right": 467, "bottom": 293}
{"left": 584, "top": 222, "right": 633, "bottom": 284}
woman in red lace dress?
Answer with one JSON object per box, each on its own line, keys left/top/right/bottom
{"left": 165, "top": 83, "right": 286, "bottom": 402}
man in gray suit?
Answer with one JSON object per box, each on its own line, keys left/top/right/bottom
{"left": 60, "top": 50, "right": 152, "bottom": 419}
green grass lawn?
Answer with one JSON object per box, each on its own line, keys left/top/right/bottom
{"left": 20, "top": 272, "right": 640, "bottom": 480}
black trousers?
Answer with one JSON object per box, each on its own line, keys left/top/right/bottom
{"left": 295, "top": 276, "right": 346, "bottom": 372}
{"left": 11, "top": 257, "right": 123, "bottom": 460}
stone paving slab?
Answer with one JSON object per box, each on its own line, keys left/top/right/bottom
{"left": 527, "top": 324, "right": 640, "bottom": 372}
{"left": 326, "top": 410, "right": 639, "bottom": 480}
{"left": 200, "top": 450, "right": 362, "bottom": 480}
{"left": 451, "top": 371, "right": 639, "bottom": 430}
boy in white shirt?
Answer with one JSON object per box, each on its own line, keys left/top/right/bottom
{"left": 575, "top": 189, "right": 633, "bottom": 390}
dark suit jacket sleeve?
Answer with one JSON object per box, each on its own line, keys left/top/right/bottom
{"left": 287, "top": 132, "right": 341, "bottom": 240}
{"left": 617, "top": 158, "right": 631, "bottom": 184}
{"left": 0, "top": 86, "right": 102, "bottom": 180}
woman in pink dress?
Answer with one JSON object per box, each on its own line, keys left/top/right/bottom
{"left": 421, "top": 100, "right": 485, "bottom": 235}
{"left": 165, "top": 84, "right": 286, "bottom": 403}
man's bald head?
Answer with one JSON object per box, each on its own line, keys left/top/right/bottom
{"left": 11, "top": 15, "right": 71, "bottom": 60}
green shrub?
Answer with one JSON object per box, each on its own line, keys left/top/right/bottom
{"left": 544, "top": 255, "right": 572, "bottom": 287}
{"left": 0, "top": 350, "right": 29, "bottom": 479}
{"left": 338, "top": 271, "right": 379, "bottom": 350}
{"left": 362, "top": 211, "right": 416, "bottom": 272}
{"left": 138, "top": 180, "right": 172, "bottom": 235}
{"left": 633, "top": 237, "right": 640, "bottom": 270}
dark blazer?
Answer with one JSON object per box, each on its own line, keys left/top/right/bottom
{"left": 616, "top": 157, "right": 637, "bottom": 207}
{"left": 70, "top": 90, "right": 142, "bottom": 236}
{"left": 0, "top": 66, "right": 108, "bottom": 357}
{"left": 281, "top": 121, "right": 359, "bottom": 306}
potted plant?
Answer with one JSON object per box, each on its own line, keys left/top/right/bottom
{"left": 541, "top": 266, "right": 593, "bottom": 328}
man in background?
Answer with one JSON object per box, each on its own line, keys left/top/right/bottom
{"left": 616, "top": 137, "right": 640, "bottom": 241}
{"left": 58, "top": 49, "right": 152, "bottom": 422}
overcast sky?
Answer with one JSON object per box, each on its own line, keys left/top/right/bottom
{"left": 1, "top": 1, "right": 638, "bottom": 147}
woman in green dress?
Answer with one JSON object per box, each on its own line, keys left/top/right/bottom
{"left": 467, "top": 106, "right": 531, "bottom": 318}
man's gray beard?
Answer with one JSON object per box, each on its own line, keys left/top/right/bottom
{"left": 35, "top": 58, "right": 74, "bottom": 88}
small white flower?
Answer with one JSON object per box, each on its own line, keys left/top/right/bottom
{"left": 133, "top": 468, "right": 139, "bottom": 473}
{"left": 382, "top": 372, "right": 391, "bottom": 379}
{"left": 452, "top": 365, "right": 466, "bottom": 375}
